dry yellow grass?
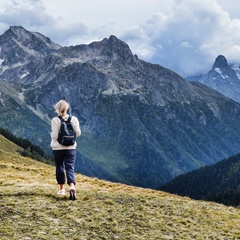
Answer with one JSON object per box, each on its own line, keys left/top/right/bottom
{"left": 1, "top": 137, "right": 240, "bottom": 239}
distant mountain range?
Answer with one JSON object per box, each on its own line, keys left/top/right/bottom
{"left": 2, "top": 26, "right": 240, "bottom": 189}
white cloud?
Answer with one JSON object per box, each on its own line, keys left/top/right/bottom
{"left": 181, "top": 42, "right": 192, "bottom": 48}
{"left": 122, "top": 0, "right": 240, "bottom": 76}
{"left": 216, "top": 0, "right": 240, "bottom": 19}
{"left": 0, "top": 0, "right": 239, "bottom": 77}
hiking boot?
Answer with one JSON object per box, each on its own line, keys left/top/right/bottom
{"left": 69, "top": 189, "right": 76, "bottom": 200}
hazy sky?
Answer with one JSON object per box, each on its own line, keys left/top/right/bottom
{"left": 0, "top": 0, "right": 239, "bottom": 77}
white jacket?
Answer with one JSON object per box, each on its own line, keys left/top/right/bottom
{"left": 50, "top": 115, "right": 81, "bottom": 150}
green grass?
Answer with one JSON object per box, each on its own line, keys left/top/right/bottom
{"left": 1, "top": 137, "right": 240, "bottom": 239}
{"left": 0, "top": 134, "right": 23, "bottom": 153}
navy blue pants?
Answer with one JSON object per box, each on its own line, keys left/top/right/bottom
{"left": 53, "top": 149, "right": 76, "bottom": 185}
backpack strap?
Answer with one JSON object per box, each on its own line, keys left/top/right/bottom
{"left": 58, "top": 116, "right": 64, "bottom": 122}
{"left": 58, "top": 115, "right": 72, "bottom": 122}
{"left": 67, "top": 115, "right": 72, "bottom": 122}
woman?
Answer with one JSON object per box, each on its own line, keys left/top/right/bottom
{"left": 51, "top": 100, "right": 81, "bottom": 200}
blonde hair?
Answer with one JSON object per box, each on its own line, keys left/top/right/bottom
{"left": 54, "top": 100, "right": 70, "bottom": 116}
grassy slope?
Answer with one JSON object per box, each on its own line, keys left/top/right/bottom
{"left": 0, "top": 134, "right": 23, "bottom": 153}
{"left": 0, "top": 135, "right": 240, "bottom": 239}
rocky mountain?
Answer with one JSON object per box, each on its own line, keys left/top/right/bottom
{"left": 2, "top": 26, "right": 240, "bottom": 189}
{"left": 199, "top": 55, "right": 240, "bottom": 103}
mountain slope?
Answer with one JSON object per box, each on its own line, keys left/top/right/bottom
{"left": 0, "top": 134, "right": 22, "bottom": 153}
{"left": 1, "top": 146, "right": 240, "bottom": 239}
{"left": 2, "top": 26, "right": 240, "bottom": 188}
{"left": 0, "top": 80, "right": 51, "bottom": 152}
{"left": 160, "top": 153, "right": 240, "bottom": 206}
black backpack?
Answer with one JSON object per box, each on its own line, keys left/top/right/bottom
{"left": 57, "top": 116, "right": 76, "bottom": 146}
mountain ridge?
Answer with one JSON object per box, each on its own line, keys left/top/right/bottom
{"left": 2, "top": 26, "right": 240, "bottom": 188}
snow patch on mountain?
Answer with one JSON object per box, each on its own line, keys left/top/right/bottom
{"left": 231, "top": 64, "right": 240, "bottom": 79}
{"left": 214, "top": 68, "right": 228, "bottom": 79}
{"left": 214, "top": 68, "right": 222, "bottom": 74}
{"left": 20, "top": 72, "right": 29, "bottom": 78}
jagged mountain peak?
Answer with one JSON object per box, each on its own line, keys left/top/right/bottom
{"left": 9, "top": 25, "right": 28, "bottom": 37}
{"left": 5, "top": 26, "right": 60, "bottom": 50}
{"left": 102, "top": 35, "right": 135, "bottom": 60}
{"left": 94, "top": 35, "right": 130, "bottom": 49}
{"left": 85, "top": 34, "right": 137, "bottom": 65}
{"left": 212, "top": 55, "right": 228, "bottom": 70}
{"left": 58, "top": 35, "right": 138, "bottom": 68}
{"left": 4, "top": 26, "right": 41, "bottom": 44}
{"left": 199, "top": 55, "right": 240, "bottom": 102}
{"left": 107, "top": 35, "right": 129, "bottom": 48}
{"left": 0, "top": 26, "right": 61, "bottom": 66}
{"left": 1, "top": 25, "right": 30, "bottom": 43}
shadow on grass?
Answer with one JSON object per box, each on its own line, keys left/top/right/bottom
{"left": 0, "top": 191, "right": 74, "bottom": 202}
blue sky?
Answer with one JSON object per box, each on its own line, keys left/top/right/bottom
{"left": 0, "top": 0, "right": 239, "bottom": 77}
